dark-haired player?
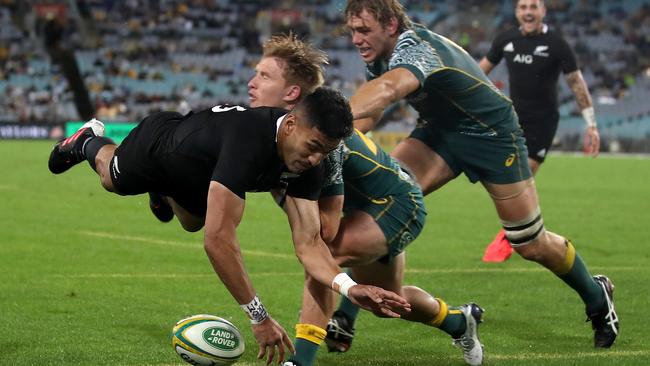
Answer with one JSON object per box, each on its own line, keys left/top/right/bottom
{"left": 47, "top": 87, "right": 411, "bottom": 365}
{"left": 243, "top": 34, "right": 483, "bottom": 366}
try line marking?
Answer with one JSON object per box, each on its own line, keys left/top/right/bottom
{"left": 133, "top": 350, "right": 649, "bottom": 365}
{"left": 54, "top": 272, "right": 301, "bottom": 279}
{"left": 72, "top": 230, "right": 643, "bottom": 278}
{"left": 54, "top": 264, "right": 641, "bottom": 279}
{"left": 487, "top": 349, "right": 650, "bottom": 361}
{"left": 78, "top": 231, "right": 294, "bottom": 259}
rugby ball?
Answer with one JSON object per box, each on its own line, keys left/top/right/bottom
{"left": 172, "top": 314, "right": 245, "bottom": 365}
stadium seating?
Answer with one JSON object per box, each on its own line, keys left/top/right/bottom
{"left": 0, "top": 0, "right": 648, "bottom": 151}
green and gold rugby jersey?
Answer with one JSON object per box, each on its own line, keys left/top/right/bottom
{"left": 322, "top": 129, "right": 419, "bottom": 202}
{"left": 367, "top": 24, "right": 519, "bottom": 135}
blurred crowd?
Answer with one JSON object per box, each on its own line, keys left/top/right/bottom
{"left": 0, "top": 0, "right": 648, "bottom": 127}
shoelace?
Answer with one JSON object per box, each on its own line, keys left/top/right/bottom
{"left": 327, "top": 319, "right": 354, "bottom": 339}
{"left": 598, "top": 281, "right": 619, "bottom": 334}
{"left": 453, "top": 336, "right": 475, "bottom": 351}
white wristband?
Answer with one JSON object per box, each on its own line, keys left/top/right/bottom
{"left": 581, "top": 106, "right": 597, "bottom": 128}
{"left": 240, "top": 295, "right": 269, "bottom": 324}
{"left": 332, "top": 273, "right": 357, "bottom": 298}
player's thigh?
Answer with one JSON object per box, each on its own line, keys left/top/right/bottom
{"left": 349, "top": 253, "right": 405, "bottom": 294}
{"left": 482, "top": 177, "right": 539, "bottom": 223}
{"left": 391, "top": 137, "right": 455, "bottom": 194}
{"left": 109, "top": 112, "right": 182, "bottom": 195}
{"left": 330, "top": 210, "right": 388, "bottom": 267}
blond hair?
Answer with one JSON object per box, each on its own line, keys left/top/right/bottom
{"left": 262, "top": 33, "right": 328, "bottom": 96}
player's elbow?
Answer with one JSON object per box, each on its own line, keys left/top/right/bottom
{"left": 203, "top": 229, "right": 233, "bottom": 255}
{"left": 378, "top": 79, "right": 402, "bottom": 105}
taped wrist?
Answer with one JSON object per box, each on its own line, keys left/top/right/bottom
{"left": 581, "top": 107, "right": 597, "bottom": 128}
{"left": 331, "top": 273, "right": 357, "bottom": 298}
{"left": 240, "top": 295, "right": 269, "bottom": 324}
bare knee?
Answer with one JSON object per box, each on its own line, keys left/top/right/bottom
{"left": 514, "top": 231, "right": 566, "bottom": 264}
{"left": 166, "top": 198, "right": 204, "bottom": 232}
{"left": 99, "top": 174, "right": 115, "bottom": 192}
{"left": 176, "top": 210, "right": 204, "bottom": 232}
{"left": 178, "top": 218, "right": 203, "bottom": 232}
{"left": 514, "top": 241, "right": 544, "bottom": 261}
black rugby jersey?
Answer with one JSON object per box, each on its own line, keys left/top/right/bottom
{"left": 486, "top": 25, "right": 578, "bottom": 115}
{"left": 148, "top": 106, "right": 323, "bottom": 203}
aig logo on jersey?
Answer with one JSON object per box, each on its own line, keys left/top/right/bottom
{"left": 513, "top": 45, "right": 550, "bottom": 64}
{"left": 513, "top": 54, "right": 533, "bottom": 64}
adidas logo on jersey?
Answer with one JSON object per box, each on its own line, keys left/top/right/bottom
{"left": 503, "top": 42, "right": 514, "bottom": 52}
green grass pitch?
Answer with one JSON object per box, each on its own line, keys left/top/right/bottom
{"left": 1, "top": 140, "right": 649, "bottom": 365}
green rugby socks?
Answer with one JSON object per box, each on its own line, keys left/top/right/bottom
{"left": 556, "top": 241, "right": 606, "bottom": 313}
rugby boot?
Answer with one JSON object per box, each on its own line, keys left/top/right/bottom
{"left": 149, "top": 192, "right": 174, "bottom": 223}
{"left": 482, "top": 229, "right": 513, "bottom": 262}
{"left": 325, "top": 310, "right": 355, "bottom": 353}
{"left": 453, "top": 303, "right": 484, "bottom": 366}
{"left": 587, "top": 275, "right": 619, "bottom": 348}
{"left": 48, "top": 118, "right": 105, "bottom": 174}
{"left": 282, "top": 361, "right": 302, "bottom": 366}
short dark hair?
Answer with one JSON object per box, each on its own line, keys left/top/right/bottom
{"left": 292, "top": 87, "right": 353, "bottom": 140}
{"left": 345, "top": 0, "right": 412, "bottom": 33}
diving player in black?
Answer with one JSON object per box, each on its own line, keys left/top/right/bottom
{"left": 479, "top": 0, "right": 600, "bottom": 262}
{"left": 47, "top": 87, "right": 411, "bottom": 365}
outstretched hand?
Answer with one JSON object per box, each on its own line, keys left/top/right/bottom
{"left": 347, "top": 284, "right": 411, "bottom": 318}
{"left": 251, "top": 317, "right": 295, "bottom": 365}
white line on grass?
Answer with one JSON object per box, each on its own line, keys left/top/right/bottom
{"left": 488, "top": 349, "right": 650, "bottom": 361}
{"left": 52, "top": 265, "right": 642, "bottom": 279}
{"left": 134, "top": 350, "right": 649, "bottom": 366}
{"left": 405, "top": 266, "right": 642, "bottom": 274}
{"left": 78, "top": 231, "right": 294, "bottom": 259}
{"left": 79, "top": 231, "right": 644, "bottom": 274}
{"left": 550, "top": 151, "right": 650, "bottom": 160}
{"left": 54, "top": 272, "right": 302, "bottom": 279}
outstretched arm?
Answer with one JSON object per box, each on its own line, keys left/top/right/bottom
{"left": 284, "top": 195, "right": 411, "bottom": 317}
{"left": 564, "top": 70, "right": 600, "bottom": 156}
{"left": 204, "top": 181, "right": 294, "bottom": 365}
{"left": 350, "top": 68, "right": 420, "bottom": 132}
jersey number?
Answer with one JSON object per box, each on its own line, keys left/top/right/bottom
{"left": 212, "top": 105, "right": 247, "bottom": 113}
